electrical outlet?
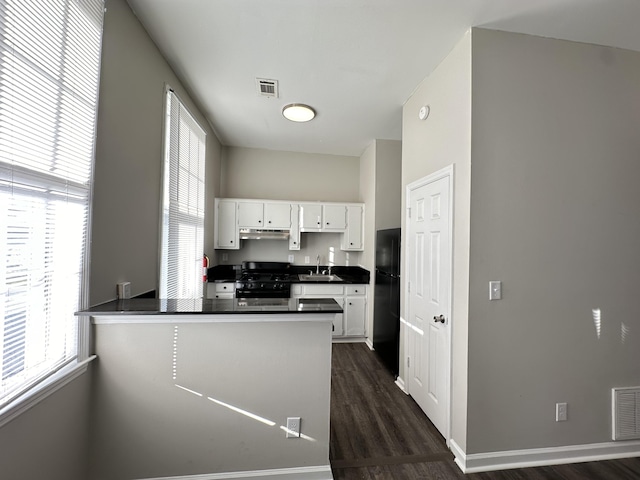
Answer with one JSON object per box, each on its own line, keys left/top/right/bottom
{"left": 304, "top": 256, "right": 310, "bottom": 264}
{"left": 117, "top": 282, "right": 131, "bottom": 299}
{"left": 556, "top": 402, "right": 567, "bottom": 421}
{"left": 286, "top": 417, "right": 301, "bottom": 438}
{"left": 222, "top": 253, "right": 228, "bottom": 262}
{"left": 288, "top": 254, "right": 294, "bottom": 263}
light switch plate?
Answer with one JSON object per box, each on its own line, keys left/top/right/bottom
{"left": 489, "top": 281, "right": 502, "bottom": 300}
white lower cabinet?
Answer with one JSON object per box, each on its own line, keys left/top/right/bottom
{"left": 291, "top": 283, "right": 367, "bottom": 338}
{"left": 344, "top": 286, "right": 366, "bottom": 336}
{"left": 206, "top": 282, "right": 235, "bottom": 299}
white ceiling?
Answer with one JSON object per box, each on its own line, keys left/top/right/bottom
{"left": 126, "top": 0, "right": 640, "bottom": 157}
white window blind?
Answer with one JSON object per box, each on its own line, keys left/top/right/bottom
{"left": 159, "top": 89, "right": 206, "bottom": 299}
{"left": 0, "top": 0, "right": 103, "bottom": 407}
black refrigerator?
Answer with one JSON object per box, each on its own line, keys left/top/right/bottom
{"left": 373, "top": 228, "right": 401, "bottom": 376}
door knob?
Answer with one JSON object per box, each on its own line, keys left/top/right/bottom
{"left": 433, "top": 315, "right": 445, "bottom": 324}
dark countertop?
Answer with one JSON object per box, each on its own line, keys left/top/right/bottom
{"left": 77, "top": 297, "right": 343, "bottom": 315}
{"left": 207, "top": 264, "right": 370, "bottom": 284}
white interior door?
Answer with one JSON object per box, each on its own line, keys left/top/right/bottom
{"left": 406, "top": 169, "right": 452, "bottom": 441}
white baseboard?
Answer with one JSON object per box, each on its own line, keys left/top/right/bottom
{"left": 394, "top": 376, "right": 407, "bottom": 394}
{"left": 136, "top": 465, "right": 333, "bottom": 480}
{"left": 450, "top": 438, "right": 640, "bottom": 473}
{"left": 332, "top": 337, "right": 367, "bottom": 344}
{"left": 365, "top": 338, "right": 374, "bottom": 350}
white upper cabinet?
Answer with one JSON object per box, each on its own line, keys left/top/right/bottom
{"left": 215, "top": 198, "right": 363, "bottom": 251}
{"left": 289, "top": 204, "right": 300, "bottom": 250}
{"left": 237, "top": 202, "right": 263, "bottom": 228}
{"left": 238, "top": 201, "right": 291, "bottom": 229}
{"left": 299, "top": 203, "right": 323, "bottom": 230}
{"left": 264, "top": 203, "right": 291, "bottom": 228}
{"left": 299, "top": 203, "right": 347, "bottom": 232}
{"left": 341, "top": 205, "right": 363, "bottom": 251}
{"left": 322, "top": 204, "right": 347, "bottom": 231}
{"left": 214, "top": 199, "right": 239, "bottom": 249}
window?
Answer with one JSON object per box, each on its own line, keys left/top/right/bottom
{"left": 159, "top": 89, "right": 206, "bottom": 299}
{"left": 0, "top": 0, "right": 103, "bottom": 408}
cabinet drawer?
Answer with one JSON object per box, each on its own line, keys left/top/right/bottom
{"left": 301, "top": 284, "right": 344, "bottom": 296}
{"left": 207, "top": 282, "right": 235, "bottom": 299}
{"left": 215, "top": 282, "right": 234, "bottom": 293}
{"left": 345, "top": 285, "right": 365, "bottom": 296}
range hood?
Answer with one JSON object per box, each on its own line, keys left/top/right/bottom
{"left": 239, "top": 228, "right": 290, "bottom": 240}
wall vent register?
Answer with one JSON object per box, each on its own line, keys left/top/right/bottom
{"left": 612, "top": 386, "right": 640, "bottom": 441}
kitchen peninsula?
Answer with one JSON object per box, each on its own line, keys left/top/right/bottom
{"left": 78, "top": 297, "right": 339, "bottom": 480}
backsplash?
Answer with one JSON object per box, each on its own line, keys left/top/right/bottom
{"left": 213, "top": 232, "right": 362, "bottom": 266}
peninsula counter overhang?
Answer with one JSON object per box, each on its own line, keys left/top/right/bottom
{"left": 77, "top": 297, "right": 343, "bottom": 316}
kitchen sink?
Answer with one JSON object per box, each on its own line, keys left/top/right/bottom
{"left": 298, "top": 274, "right": 343, "bottom": 282}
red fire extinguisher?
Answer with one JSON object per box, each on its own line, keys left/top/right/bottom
{"left": 203, "top": 254, "right": 209, "bottom": 282}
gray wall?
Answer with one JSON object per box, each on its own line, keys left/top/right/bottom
{"left": 0, "top": 373, "right": 92, "bottom": 480}
{"left": 220, "top": 146, "right": 360, "bottom": 202}
{"left": 466, "top": 28, "right": 640, "bottom": 453}
{"left": 89, "top": 319, "right": 332, "bottom": 479}
{"left": 91, "top": 0, "right": 222, "bottom": 304}
{"left": 401, "top": 31, "right": 472, "bottom": 450}
{"left": 359, "top": 141, "right": 376, "bottom": 340}
{"left": 0, "top": 0, "right": 220, "bottom": 476}
{"left": 218, "top": 146, "right": 363, "bottom": 266}
{"left": 359, "top": 139, "right": 402, "bottom": 343}
{"left": 374, "top": 139, "right": 402, "bottom": 231}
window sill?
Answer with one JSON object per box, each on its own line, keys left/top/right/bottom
{"left": 0, "top": 355, "right": 97, "bottom": 429}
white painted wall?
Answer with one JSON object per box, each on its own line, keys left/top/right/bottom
{"left": 466, "top": 28, "right": 640, "bottom": 453}
{"left": 91, "top": 0, "right": 222, "bottom": 304}
{"left": 220, "top": 146, "right": 360, "bottom": 202}
{"left": 401, "top": 31, "right": 472, "bottom": 451}
{"left": 89, "top": 318, "right": 332, "bottom": 479}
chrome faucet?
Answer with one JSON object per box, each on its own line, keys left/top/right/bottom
{"left": 316, "top": 254, "right": 320, "bottom": 275}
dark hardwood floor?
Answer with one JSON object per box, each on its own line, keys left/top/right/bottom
{"left": 330, "top": 343, "right": 640, "bottom": 479}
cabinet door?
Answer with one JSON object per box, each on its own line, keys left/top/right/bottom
{"left": 300, "top": 204, "right": 323, "bottom": 230}
{"left": 344, "top": 296, "right": 366, "bottom": 336}
{"left": 215, "top": 199, "right": 238, "bottom": 249}
{"left": 238, "top": 202, "right": 264, "bottom": 228}
{"left": 289, "top": 204, "right": 300, "bottom": 250}
{"left": 323, "top": 204, "right": 347, "bottom": 230}
{"left": 264, "top": 203, "right": 291, "bottom": 228}
{"left": 342, "top": 205, "right": 363, "bottom": 250}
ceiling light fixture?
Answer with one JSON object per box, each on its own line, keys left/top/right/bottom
{"left": 282, "top": 103, "right": 315, "bottom": 122}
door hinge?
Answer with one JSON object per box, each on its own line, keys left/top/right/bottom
{"left": 407, "top": 356, "right": 410, "bottom": 368}
{"left": 407, "top": 207, "right": 411, "bottom": 218}
{"left": 408, "top": 281, "right": 411, "bottom": 294}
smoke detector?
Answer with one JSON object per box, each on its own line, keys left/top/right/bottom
{"left": 256, "top": 78, "right": 279, "bottom": 98}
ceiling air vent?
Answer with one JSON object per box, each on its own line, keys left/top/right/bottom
{"left": 256, "top": 78, "right": 279, "bottom": 98}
